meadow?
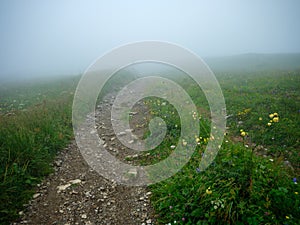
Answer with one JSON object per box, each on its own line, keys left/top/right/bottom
{"left": 0, "top": 67, "right": 299, "bottom": 224}
{"left": 0, "top": 76, "right": 78, "bottom": 224}
{"left": 148, "top": 70, "right": 300, "bottom": 224}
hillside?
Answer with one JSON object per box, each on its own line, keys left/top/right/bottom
{"left": 204, "top": 53, "right": 300, "bottom": 72}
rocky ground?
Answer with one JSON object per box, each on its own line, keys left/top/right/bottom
{"left": 13, "top": 92, "right": 156, "bottom": 225}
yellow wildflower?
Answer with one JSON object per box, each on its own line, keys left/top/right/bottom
{"left": 267, "top": 122, "right": 272, "bottom": 126}
{"left": 244, "top": 108, "right": 251, "bottom": 113}
{"left": 206, "top": 187, "right": 212, "bottom": 195}
{"left": 286, "top": 216, "right": 290, "bottom": 219}
{"left": 295, "top": 192, "right": 298, "bottom": 195}
{"left": 273, "top": 112, "right": 278, "bottom": 117}
{"left": 269, "top": 114, "right": 274, "bottom": 119}
{"left": 259, "top": 117, "right": 262, "bottom": 121}
{"left": 240, "top": 131, "right": 246, "bottom": 137}
{"left": 273, "top": 117, "right": 279, "bottom": 123}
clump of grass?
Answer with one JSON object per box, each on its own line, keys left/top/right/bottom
{"left": 0, "top": 79, "right": 75, "bottom": 224}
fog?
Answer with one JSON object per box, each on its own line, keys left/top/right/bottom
{"left": 0, "top": 0, "right": 300, "bottom": 80}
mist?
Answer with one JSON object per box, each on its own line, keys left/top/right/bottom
{"left": 0, "top": 0, "right": 300, "bottom": 81}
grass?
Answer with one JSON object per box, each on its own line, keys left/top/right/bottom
{"left": 146, "top": 70, "right": 300, "bottom": 224}
{"left": 0, "top": 70, "right": 139, "bottom": 224}
{"left": 0, "top": 68, "right": 299, "bottom": 224}
{"left": 0, "top": 76, "right": 78, "bottom": 224}
{"left": 151, "top": 139, "right": 299, "bottom": 224}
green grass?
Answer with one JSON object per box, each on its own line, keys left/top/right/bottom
{"left": 218, "top": 70, "right": 300, "bottom": 167}
{"left": 147, "top": 70, "right": 300, "bottom": 224}
{"left": 0, "top": 76, "right": 78, "bottom": 224}
{"left": 151, "top": 139, "right": 299, "bottom": 224}
{"left": 0, "top": 70, "right": 141, "bottom": 224}
{"left": 1, "top": 68, "right": 299, "bottom": 225}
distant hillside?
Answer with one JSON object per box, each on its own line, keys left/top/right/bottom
{"left": 204, "top": 53, "right": 300, "bottom": 72}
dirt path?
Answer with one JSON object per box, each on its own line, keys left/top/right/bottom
{"left": 14, "top": 93, "right": 156, "bottom": 225}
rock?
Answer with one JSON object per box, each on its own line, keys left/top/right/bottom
{"left": 33, "top": 193, "right": 41, "bottom": 199}
{"left": 141, "top": 213, "right": 148, "bottom": 219}
{"left": 54, "top": 159, "right": 63, "bottom": 167}
{"left": 132, "top": 154, "right": 139, "bottom": 158}
{"left": 128, "top": 168, "right": 138, "bottom": 177}
{"left": 118, "top": 131, "right": 126, "bottom": 136}
{"left": 90, "top": 130, "right": 97, "bottom": 134}
{"left": 146, "top": 219, "right": 152, "bottom": 224}
{"left": 85, "top": 191, "right": 92, "bottom": 198}
{"left": 123, "top": 168, "right": 137, "bottom": 181}
{"left": 69, "top": 179, "right": 82, "bottom": 185}
{"left": 57, "top": 183, "right": 71, "bottom": 193}
{"left": 81, "top": 214, "right": 87, "bottom": 219}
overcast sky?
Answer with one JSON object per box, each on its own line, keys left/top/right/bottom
{"left": 0, "top": 0, "right": 299, "bottom": 78}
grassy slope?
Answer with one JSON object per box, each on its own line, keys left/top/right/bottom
{"left": 205, "top": 53, "right": 300, "bottom": 72}
{"left": 0, "top": 70, "right": 140, "bottom": 224}
{"left": 1, "top": 53, "right": 299, "bottom": 224}
{"left": 149, "top": 70, "right": 300, "bottom": 224}
{"left": 0, "top": 76, "right": 79, "bottom": 224}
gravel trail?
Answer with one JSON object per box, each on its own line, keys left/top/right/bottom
{"left": 14, "top": 92, "right": 156, "bottom": 225}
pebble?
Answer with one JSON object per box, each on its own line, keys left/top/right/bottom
{"left": 32, "top": 193, "right": 41, "bottom": 199}
{"left": 69, "top": 179, "right": 82, "bottom": 185}
{"left": 90, "top": 130, "right": 97, "bottom": 134}
{"left": 128, "top": 168, "right": 138, "bottom": 177}
{"left": 57, "top": 184, "right": 71, "bottom": 193}
{"left": 118, "top": 131, "right": 126, "bottom": 136}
